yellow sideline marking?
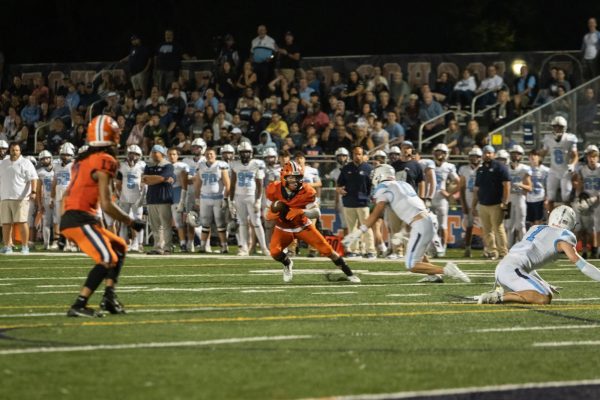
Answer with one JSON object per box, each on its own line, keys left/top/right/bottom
{"left": 2, "top": 305, "right": 600, "bottom": 330}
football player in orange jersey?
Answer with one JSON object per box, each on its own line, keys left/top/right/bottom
{"left": 61, "top": 115, "right": 145, "bottom": 317}
{"left": 266, "top": 161, "right": 360, "bottom": 283}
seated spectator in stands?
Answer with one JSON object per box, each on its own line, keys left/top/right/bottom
{"left": 157, "top": 103, "right": 176, "bottom": 136}
{"left": 418, "top": 92, "right": 445, "bottom": 146}
{"left": 282, "top": 97, "right": 304, "bottom": 126}
{"left": 449, "top": 69, "right": 476, "bottom": 108}
{"left": 213, "top": 112, "right": 232, "bottom": 141}
{"left": 144, "top": 114, "right": 169, "bottom": 152}
{"left": 330, "top": 98, "right": 353, "bottom": 124}
{"left": 3, "top": 106, "right": 17, "bottom": 139}
{"left": 256, "top": 130, "right": 279, "bottom": 155}
{"left": 187, "top": 110, "right": 205, "bottom": 139}
{"left": 555, "top": 68, "right": 572, "bottom": 93}
{"left": 102, "top": 92, "right": 122, "bottom": 118}
{"left": 475, "top": 64, "right": 504, "bottom": 109}
{"left": 287, "top": 122, "right": 304, "bottom": 150}
{"left": 166, "top": 87, "right": 186, "bottom": 120}
{"left": 578, "top": 87, "right": 598, "bottom": 136}
{"left": 267, "top": 73, "right": 290, "bottom": 104}
{"left": 201, "top": 126, "right": 217, "bottom": 148}
{"left": 366, "top": 66, "right": 389, "bottom": 94}
{"left": 352, "top": 123, "right": 374, "bottom": 150}
{"left": 389, "top": 70, "right": 411, "bottom": 107}
{"left": 8, "top": 76, "right": 30, "bottom": 101}
{"left": 246, "top": 109, "right": 266, "bottom": 144}
{"left": 65, "top": 82, "right": 80, "bottom": 111}
{"left": 490, "top": 89, "right": 517, "bottom": 130}
{"left": 445, "top": 119, "right": 462, "bottom": 155}
{"left": 215, "top": 61, "right": 238, "bottom": 113}
{"left": 371, "top": 118, "right": 390, "bottom": 150}
{"left": 172, "top": 129, "right": 191, "bottom": 153}
{"left": 297, "top": 77, "right": 315, "bottom": 105}
{"left": 203, "top": 104, "right": 217, "bottom": 128}
{"left": 402, "top": 93, "right": 420, "bottom": 141}
{"left": 363, "top": 90, "right": 379, "bottom": 115}
{"left": 195, "top": 88, "right": 219, "bottom": 113}
{"left": 230, "top": 113, "right": 246, "bottom": 133}
{"left": 39, "top": 101, "right": 50, "bottom": 125}
{"left": 355, "top": 102, "right": 374, "bottom": 127}
{"left": 31, "top": 76, "right": 49, "bottom": 105}
{"left": 551, "top": 85, "right": 571, "bottom": 116}
{"left": 262, "top": 95, "right": 280, "bottom": 119}
{"left": 457, "top": 119, "right": 487, "bottom": 154}
{"left": 305, "top": 69, "right": 322, "bottom": 97}
{"left": 377, "top": 90, "right": 395, "bottom": 119}
{"left": 45, "top": 118, "right": 69, "bottom": 153}
{"left": 77, "top": 82, "right": 100, "bottom": 113}
{"left": 218, "top": 127, "right": 235, "bottom": 147}
{"left": 216, "top": 34, "right": 240, "bottom": 72}
{"left": 236, "top": 87, "right": 262, "bottom": 120}
{"left": 513, "top": 65, "right": 537, "bottom": 112}
{"left": 145, "top": 90, "right": 164, "bottom": 116}
{"left": 265, "top": 111, "right": 289, "bottom": 141}
{"left": 328, "top": 71, "right": 347, "bottom": 98}
{"left": 341, "top": 70, "right": 364, "bottom": 112}
{"left": 70, "top": 123, "right": 86, "bottom": 149}
{"left": 97, "top": 71, "right": 116, "bottom": 97}
{"left": 384, "top": 110, "right": 405, "bottom": 141}
{"left": 20, "top": 96, "right": 41, "bottom": 127}
{"left": 49, "top": 95, "right": 71, "bottom": 125}
{"left": 432, "top": 72, "right": 454, "bottom": 105}
{"left": 236, "top": 60, "right": 258, "bottom": 92}
{"left": 303, "top": 133, "right": 323, "bottom": 157}
{"left": 301, "top": 102, "right": 330, "bottom": 133}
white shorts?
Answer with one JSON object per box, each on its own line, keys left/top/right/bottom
{"left": 431, "top": 195, "right": 448, "bottom": 230}
{"left": 405, "top": 214, "right": 435, "bottom": 269}
{"left": 546, "top": 170, "right": 572, "bottom": 203}
{"left": 495, "top": 255, "right": 551, "bottom": 295}
{"left": 171, "top": 204, "right": 185, "bottom": 229}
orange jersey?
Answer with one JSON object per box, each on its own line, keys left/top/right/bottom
{"left": 63, "top": 152, "right": 118, "bottom": 216}
{"left": 265, "top": 181, "right": 316, "bottom": 229}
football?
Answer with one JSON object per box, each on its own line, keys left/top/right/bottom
{"left": 271, "top": 200, "right": 285, "bottom": 212}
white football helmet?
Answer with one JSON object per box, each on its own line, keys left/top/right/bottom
{"left": 38, "top": 150, "right": 52, "bottom": 160}
{"left": 496, "top": 149, "right": 509, "bottom": 160}
{"left": 373, "top": 150, "right": 387, "bottom": 160}
{"left": 509, "top": 144, "right": 524, "bottom": 154}
{"left": 0, "top": 140, "right": 8, "bottom": 149}
{"left": 551, "top": 116, "right": 567, "bottom": 138}
{"left": 548, "top": 205, "right": 576, "bottom": 231}
{"left": 335, "top": 147, "right": 350, "bottom": 156}
{"left": 26, "top": 155, "right": 37, "bottom": 166}
{"left": 191, "top": 138, "right": 207, "bottom": 154}
{"left": 220, "top": 144, "right": 235, "bottom": 155}
{"left": 371, "top": 164, "right": 396, "bottom": 186}
{"left": 263, "top": 147, "right": 278, "bottom": 158}
{"left": 127, "top": 144, "right": 142, "bottom": 155}
{"left": 237, "top": 141, "right": 253, "bottom": 154}
{"left": 186, "top": 211, "right": 201, "bottom": 227}
{"left": 388, "top": 146, "right": 401, "bottom": 155}
{"left": 433, "top": 143, "right": 449, "bottom": 154}
{"left": 59, "top": 142, "right": 75, "bottom": 156}
{"left": 468, "top": 147, "right": 483, "bottom": 157}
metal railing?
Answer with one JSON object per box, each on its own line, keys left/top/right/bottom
{"left": 418, "top": 110, "right": 468, "bottom": 152}
{"left": 33, "top": 121, "right": 53, "bottom": 153}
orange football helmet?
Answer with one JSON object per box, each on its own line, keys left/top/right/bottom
{"left": 87, "top": 115, "right": 121, "bottom": 147}
{"left": 280, "top": 161, "right": 304, "bottom": 190}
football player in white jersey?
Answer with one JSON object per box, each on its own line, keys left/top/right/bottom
{"left": 51, "top": 142, "right": 75, "bottom": 250}
{"left": 230, "top": 141, "right": 269, "bottom": 256}
{"left": 343, "top": 165, "right": 470, "bottom": 282}
{"left": 329, "top": 147, "right": 350, "bottom": 235}
{"left": 540, "top": 116, "right": 578, "bottom": 210}
{"left": 526, "top": 149, "right": 549, "bottom": 226}
{"left": 0, "top": 140, "right": 7, "bottom": 160}
{"left": 478, "top": 205, "right": 600, "bottom": 304}
{"left": 495, "top": 149, "right": 509, "bottom": 165}
{"left": 431, "top": 143, "right": 459, "bottom": 256}
{"left": 115, "top": 145, "right": 146, "bottom": 252}
{"left": 573, "top": 145, "right": 600, "bottom": 258}
{"left": 458, "top": 147, "right": 482, "bottom": 257}
{"left": 262, "top": 147, "right": 281, "bottom": 246}
{"left": 195, "top": 148, "right": 230, "bottom": 253}
{"left": 294, "top": 151, "right": 324, "bottom": 257}
{"left": 36, "top": 150, "right": 56, "bottom": 249}
{"left": 506, "top": 145, "right": 532, "bottom": 246}
{"left": 181, "top": 138, "right": 207, "bottom": 251}
{"left": 168, "top": 148, "right": 190, "bottom": 251}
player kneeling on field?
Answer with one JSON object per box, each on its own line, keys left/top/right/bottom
{"left": 266, "top": 161, "right": 360, "bottom": 283}
{"left": 478, "top": 205, "right": 600, "bottom": 305}
{"left": 343, "top": 164, "right": 471, "bottom": 283}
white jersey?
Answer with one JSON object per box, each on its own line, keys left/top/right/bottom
{"left": 507, "top": 225, "right": 577, "bottom": 272}
{"left": 527, "top": 165, "right": 549, "bottom": 203}
{"left": 458, "top": 164, "right": 479, "bottom": 205}
{"left": 198, "top": 160, "right": 229, "bottom": 199}
{"left": 579, "top": 164, "right": 600, "bottom": 197}
{"left": 182, "top": 156, "right": 205, "bottom": 179}
{"left": 119, "top": 160, "right": 146, "bottom": 203}
{"left": 373, "top": 180, "right": 427, "bottom": 224}
{"left": 264, "top": 163, "right": 281, "bottom": 187}
{"left": 433, "top": 161, "right": 458, "bottom": 192}
{"left": 37, "top": 167, "right": 55, "bottom": 203}
{"left": 303, "top": 165, "right": 321, "bottom": 186}
{"left": 231, "top": 159, "right": 265, "bottom": 196}
{"left": 542, "top": 133, "right": 577, "bottom": 172}
{"left": 418, "top": 158, "right": 435, "bottom": 172}
{"left": 54, "top": 161, "right": 73, "bottom": 201}
{"left": 172, "top": 161, "right": 189, "bottom": 188}
{"left": 509, "top": 162, "right": 532, "bottom": 196}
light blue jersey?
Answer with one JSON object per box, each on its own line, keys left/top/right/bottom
{"left": 507, "top": 225, "right": 577, "bottom": 272}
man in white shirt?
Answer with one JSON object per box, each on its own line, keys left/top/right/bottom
{"left": 476, "top": 64, "right": 504, "bottom": 109}
{"left": 251, "top": 24, "right": 277, "bottom": 97}
{"left": 0, "top": 142, "right": 38, "bottom": 254}
{"left": 582, "top": 17, "right": 600, "bottom": 79}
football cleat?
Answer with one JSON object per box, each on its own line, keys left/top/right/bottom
{"left": 67, "top": 306, "right": 104, "bottom": 318}
{"left": 99, "top": 293, "right": 126, "bottom": 314}
{"left": 283, "top": 260, "right": 294, "bottom": 282}
{"left": 443, "top": 262, "right": 471, "bottom": 283}
{"left": 417, "top": 274, "right": 444, "bottom": 283}
{"left": 347, "top": 275, "right": 361, "bottom": 283}
{"left": 477, "top": 290, "right": 503, "bottom": 304}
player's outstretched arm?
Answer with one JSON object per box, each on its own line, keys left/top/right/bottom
{"left": 557, "top": 241, "right": 600, "bottom": 281}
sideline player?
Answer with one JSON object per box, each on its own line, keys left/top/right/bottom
{"left": 115, "top": 145, "right": 146, "bottom": 252}
{"left": 51, "top": 143, "right": 75, "bottom": 250}
{"left": 262, "top": 147, "right": 281, "bottom": 245}
{"left": 168, "top": 148, "right": 190, "bottom": 251}
{"left": 573, "top": 144, "right": 600, "bottom": 258}
{"left": 61, "top": 115, "right": 144, "bottom": 317}
{"left": 431, "top": 143, "right": 459, "bottom": 256}
{"left": 36, "top": 150, "right": 56, "bottom": 249}
{"left": 506, "top": 144, "right": 532, "bottom": 246}
{"left": 267, "top": 161, "right": 360, "bottom": 283}
{"left": 181, "top": 138, "right": 207, "bottom": 252}
{"left": 478, "top": 205, "right": 600, "bottom": 304}
{"left": 458, "top": 147, "right": 482, "bottom": 257}
{"left": 526, "top": 149, "right": 549, "bottom": 227}
{"left": 343, "top": 164, "right": 470, "bottom": 283}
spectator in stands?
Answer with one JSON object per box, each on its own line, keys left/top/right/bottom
{"left": 336, "top": 145, "right": 375, "bottom": 258}
{"left": 553, "top": 68, "right": 572, "bottom": 96}
{"left": 236, "top": 87, "right": 262, "bottom": 120}
{"left": 265, "top": 111, "right": 288, "bottom": 142}
{"left": 65, "top": 82, "right": 80, "bottom": 111}
{"left": 154, "top": 29, "right": 192, "bottom": 94}
{"left": 50, "top": 96, "right": 70, "bottom": 123}
{"left": 578, "top": 87, "right": 598, "bottom": 136}
{"left": 449, "top": 68, "right": 476, "bottom": 108}
{"left": 475, "top": 64, "right": 504, "bottom": 109}
{"left": 194, "top": 88, "right": 219, "bottom": 113}
{"left": 277, "top": 31, "right": 300, "bottom": 84}
{"left": 122, "top": 34, "right": 152, "bottom": 98}
{"left": 297, "top": 78, "right": 315, "bottom": 104}
{"left": 303, "top": 134, "right": 323, "bottom": 158}
{"left": 551, "top": 85, "right": 572, "bottom": 116}
{"left": 31, "top": 76, "right": 49, "bottom": 105}
{"left": 513, "top": 65, "right": 537, "bottom": 112}
{"left": 45, "top": 119, "right": 69, "bottom": 154}
{"left": 216, "top": 34, "right": 240, "bottom": 72}
{"left": 2, "top": 107, "right": 18, "bottom": 140}
{"left": 143, "top": 144, "right": 176, "bottom": 255}
{"left": 215, "top": 61, "right": 238, "bottom": 113}
{"left": 77, "top": 83, "right": 100, "bottom": 113}
{"left": 11, "top": 116, "right": 28, "bottom": 150}
{"left": 250, "top": 25, "right": 277, "bottom": 97}
{"left": 418, "top": 92, "right": 445, "bottom": 148}
{"left": 371, "top": 118, "right": 389, "bottom": 150}
{"left": 237, "top": 61, "right": 258, "bottom": 93}
{"left": 384, "top": 110, "right": 405, "bottom": 142}
{"left": 328, "top": 71, "right": 347, "bottom": 98}
{"left": 20, "top": 96, "right": 41, "bottom": 127}
{"left": 342, "top": 70, "right": 364, "bottom": 112}
{"left": 389, "top": 70, "right": 411, "bottom": 107}
{"left": 490, "top": 89, "right": 517, "bottom": 130}
{"left": 96, "top": 71, "right": 116, "bottom": 97}
{"left": 267, "top": 73, "right": 291, "bottom": 104}
{"left": 432, "top": 72, "right": 454, "bottom": 105}
{"left": 582, "top": 17, "right": 600, "bottom": 80}
{"left": 143, "top": 114, "right": 169, "bottom": 152}
{"left": 458, "top": 119, "right": 487, "bottom": 155}
{"left": 351, "top": 123, "right": 374, "bottom": 150}
{"left": 445, "top": 119, "right": 462, "bottom": 155}
{"left": 366, "top": 66, "right": 389, "bottom": 94}
{"left": 255, "top": 130, "right": 278, "bottom": 155}
{"left": 305, "top": 69, "right": 322, "bottom": 98}
{"left": 246, "top": 110, "right": 266, "bottom": 144}
{"left": 301, "top": 102, "right": 329, "bottom": 133}
{"left": 377, "top": 91, "right": 395, "bottom": 119}
{"left": 402, "top": 93, "right": 420, "bottom": 141}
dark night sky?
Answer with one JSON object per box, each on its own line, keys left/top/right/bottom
{"left": 3, "top": 0, "right": 600, "bottom": 64}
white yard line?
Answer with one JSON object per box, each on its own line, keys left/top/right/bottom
{"left": 474, "top": 324, "right": 600, "bottom": 333}
{"left": 554, "top": 297, "right": 600, "bottom": 302}
{"left": 533, "top": 341, "right": 600, "bottom": 347}
{"left": 306, "top": 379, "right": 600, "bottom": 400}
{"left": 386, "top": 294, "right": 428, "bottom": 297}
{"left": 240, "top": 290, "right": 285, "bottom": 293}
{"left": 312, "top": 292, "right": 357, "bottom": 295}
{"left": 0, "top": 335, "right": 313, "bottom": 356}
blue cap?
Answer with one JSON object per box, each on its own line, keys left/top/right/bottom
{"left": 151, "top": 144, "right": 167, "bottom": 155}
{"left": 400, "top": 140, "right": 414, "bottom": 148}
{"left": 482, "top": 145, "right": 495, "bottom": 153}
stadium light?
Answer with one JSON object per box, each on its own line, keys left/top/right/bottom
{"left": 511, "top": 59, "right": 527, "bottom": 75}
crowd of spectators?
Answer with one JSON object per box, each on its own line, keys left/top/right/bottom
{"left": 0, "top": 24, "right": 594, "bottom": 160}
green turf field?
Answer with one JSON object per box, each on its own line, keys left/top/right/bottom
{"left": 1, "top": 251, "right": 600, "bottom": 399}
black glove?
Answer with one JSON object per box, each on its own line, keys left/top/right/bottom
{"left": 278, "top": 203, "right": 290, "bottom": 221}
{"left": 579, "top": 192, "right": 590, "bottom": 201}
{"left": 503, "top": 202, "right": 511, "bottom": 219}
{"left": 130, "top": 219, "right": 145, "bottom": 232}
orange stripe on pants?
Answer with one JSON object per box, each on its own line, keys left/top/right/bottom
{"left": 270, "top": 224, "right": 333, "bottom": 258}
{"left": 62, "top": 224, "right": 127, "bottom": 266}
